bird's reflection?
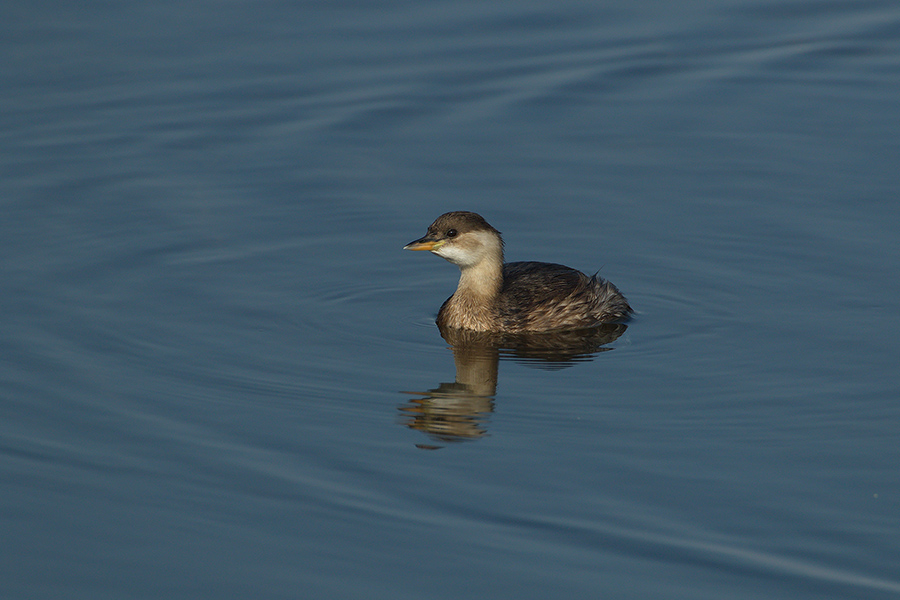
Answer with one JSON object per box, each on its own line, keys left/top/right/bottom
{"left": 399, "top": 323, "right": 627, "bottom": 448}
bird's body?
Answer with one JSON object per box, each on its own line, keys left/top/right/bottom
{"left": 404, "top": 211, "right": 631, "bottom": 333}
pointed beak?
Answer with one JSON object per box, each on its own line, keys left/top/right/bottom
{"left": 403, "top": 235, "right": 443, "bottom": 251}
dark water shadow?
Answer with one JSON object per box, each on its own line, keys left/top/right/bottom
{"left": 399, "top": 323, "right": 628, "bottom": 449}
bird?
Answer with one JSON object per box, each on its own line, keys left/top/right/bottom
{"left": 404, "top": 211, "right": 632, "bottom": 333}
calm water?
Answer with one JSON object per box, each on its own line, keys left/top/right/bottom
{"left": 3, "top": 0, "right": 899, "bottom": 598}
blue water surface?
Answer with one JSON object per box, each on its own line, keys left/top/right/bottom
{"left": 2, "top": 1, "right": 899, "bottom": 598}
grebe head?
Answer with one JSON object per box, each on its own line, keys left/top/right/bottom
{"left": 404, "top": 211, "right": 503, "bottom": 268}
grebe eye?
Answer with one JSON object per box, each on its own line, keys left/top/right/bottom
{"left": 446, "top": 229, "right": 457, "bottom": 238}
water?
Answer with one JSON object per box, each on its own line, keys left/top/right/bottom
{"left": 3, "top": 1, "right": 899, "bottom": 598}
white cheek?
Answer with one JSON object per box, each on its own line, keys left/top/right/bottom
{"left": 433, "top": 244, "right": 474, "bottom": 266}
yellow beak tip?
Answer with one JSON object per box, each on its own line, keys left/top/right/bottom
{"left": 404, "top": 241, "right": 437, "bottom": 251}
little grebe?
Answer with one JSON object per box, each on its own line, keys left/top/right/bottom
{"left": 404, "top": 211, "right": 632, "bottom": 332}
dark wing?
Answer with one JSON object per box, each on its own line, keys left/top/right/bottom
{"left": 499, "top": 261, "right": 632, "bottom": 331}
{"left": 501, "top": 262, "right": 588, "bottom": 302}
{"left": 498, "top": 262, "right": 592, "bottom": 330}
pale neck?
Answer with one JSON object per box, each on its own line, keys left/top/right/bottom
{"left": 456, "top": 253, "right": 503, "bottom": 300}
